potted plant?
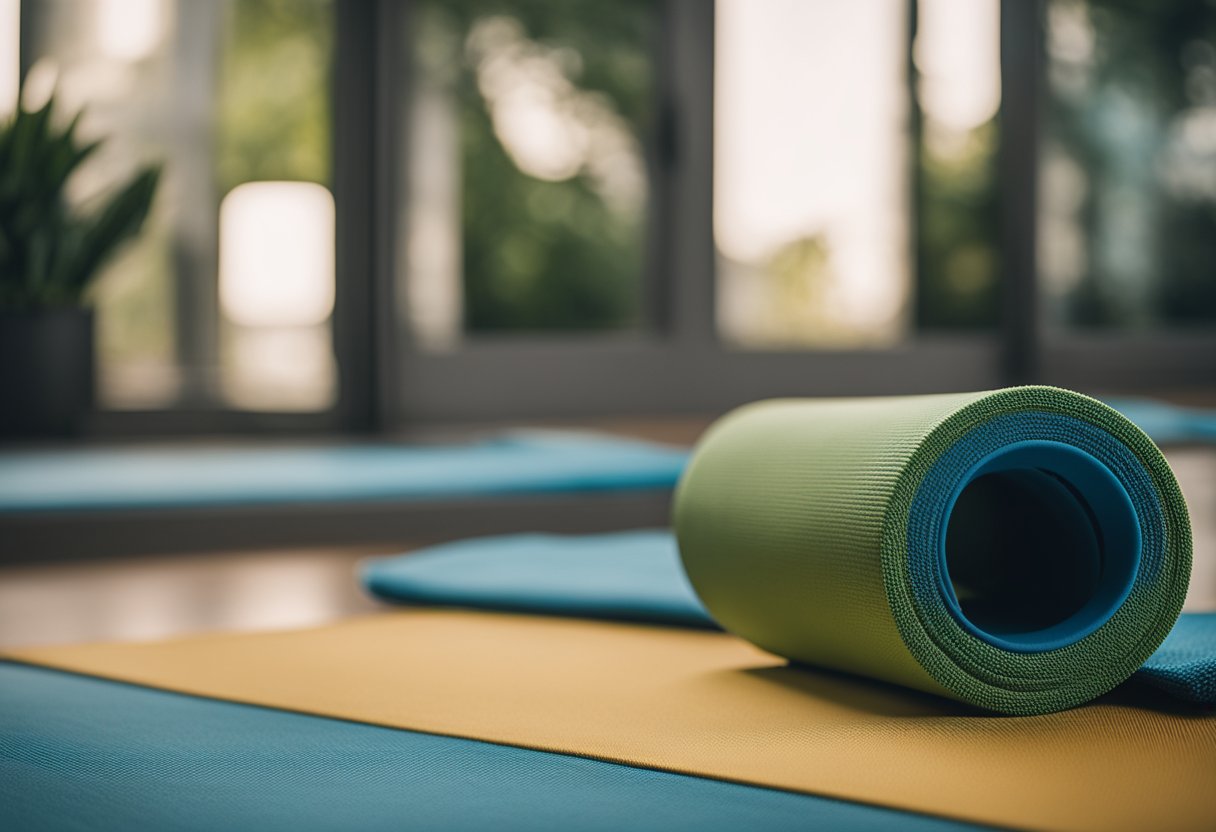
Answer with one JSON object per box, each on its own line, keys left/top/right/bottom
{"left": 0, "top": 89, "right": 160, "bottom": 437}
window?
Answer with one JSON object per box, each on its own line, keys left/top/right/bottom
{"left": 1028, "top": 0, "right": 1216, "bottom": 389}
{"left": 399, "top": 0, "right": 657, "bottom": 347}
{"left": 1042, "top": 0, "right": 1216, "bottom": 330}
{"left": 714, "top": 0, "right": 912, "bottom": 349}
{"left": 11, "top": 0, "right": 1213, "bottom": 432}
{"left": 715, "top": 0, "right": 1003, "bottom": 348}
{"left": 912, "top": 0, "right": 1001, "bottom": 331}
{"left": 21, "top": 0, "right": 336, "bottom": 414}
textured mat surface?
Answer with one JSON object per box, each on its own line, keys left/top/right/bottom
{"left": 0, "top": 432, "right": 687, "bottom": 512}
{"left": 675, "top": 388, "right": 1191, "bottom": 714}
{"left": 364, "top": 530, "right": 1216, "bottom": 705}
{"left": 8, "top": 610, "right": 1215, "bottom": 832}
{"left": 0, "top": 663, "right": 985, "bottom": 832}
{"left": 1138, "top": 611, "right": 1216, "bottom": 704}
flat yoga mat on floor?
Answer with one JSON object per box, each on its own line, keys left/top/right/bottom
{"left": 0, "top": 396, "right": 1211, "bottom": 515}
{"left": 0, "top": 663, "right": 979, "bottom": 832}
{"left": 5, "top": 387, "right": 1214, "bottom": 831}
{"left": 0, "top": 432, "right": 688, "bottom": 512}
{"left": 364, "top": 530, "right": 1216, "bottom": 706}
{"left": 8, "top": 609, "right": 1215, "bottom": 832}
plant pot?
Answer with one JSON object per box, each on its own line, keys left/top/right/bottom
{"left": 0, "top": 307, "right": 95, "bottom": 438}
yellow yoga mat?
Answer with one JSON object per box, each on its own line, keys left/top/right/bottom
{"left": 10, "top": 609, "right": 1215, "bottom": 832}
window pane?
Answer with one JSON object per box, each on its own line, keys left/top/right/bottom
{"left": 399, "top": 0, "right": 656, "bottom": 348}
{"left": 715, "top": 0, "right": 1002, "bottom": 348}
{"left": 913, "top": 0, "right": 1002, "bottom": 330}
{"left": 1042, "top": 0, "right": 1216, "bottom": 330}
{"left": 0, "top": 0, "right": 18, "bottom": 116}
{"left": 714, "top": 0, "right": 910, "bottom": 349}
{"left": 24, "top": 0, "right": 336, "bottom": 411}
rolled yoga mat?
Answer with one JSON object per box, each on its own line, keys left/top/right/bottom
{"left": 674, "top": 386, "right": 1192, "bottom": 715}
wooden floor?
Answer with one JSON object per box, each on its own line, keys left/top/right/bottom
{"left": 1, "top": 437, "right": 1213, "bottom": 650}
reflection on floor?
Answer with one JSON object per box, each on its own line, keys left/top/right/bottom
{"left": 0, "top": 545, "right": 387, "bottom": 648}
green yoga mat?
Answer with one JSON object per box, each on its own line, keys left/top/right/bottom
{"left": 674, "top": 386, "right": 1192, "bottom": 715}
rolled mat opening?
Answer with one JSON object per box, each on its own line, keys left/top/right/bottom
{"left": 940, "top": 441, "right": 1140, "bottom": 652}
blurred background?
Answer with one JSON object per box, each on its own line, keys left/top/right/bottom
{"left": 0, "top": 0, "right": 1213, "bottom": 643}
{"left": 3, "top": 0, "right": 1213, "bottom": 426}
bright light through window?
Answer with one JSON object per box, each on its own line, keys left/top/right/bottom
{"left": 95, "top": 0, "right": 165, "bottom": 62}
{"left": 219, "top": 180, "right": 336, "bottom": 412}
{"left": 914, "top": 0, "right": 1001, "bottom": 134}
{"left": 0, "top": 0, "right": 17, "bottom": 118}
{"left": 219, "top": 181, "right": 336, "bottom": 329}
{"left": 714, "top": 0, "right": 910, "bottom": 349}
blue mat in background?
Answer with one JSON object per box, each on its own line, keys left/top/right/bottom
{"left": 367, "top": 530, "right": 710, "bottom": 628}
{"left": 364, "top": 530, "right": 1216, "bottom": 707}
{"left": 1105, "top": 399, "right": 1216, "bottom": 446}
{"left": 0, "top": 399, "right": 1212, "bottom": 514}
{"left": 0, "top": 433, "right": 688, "bottom": 513}
{"left": 0, "top": 663, "right": 980, "bottom": 832}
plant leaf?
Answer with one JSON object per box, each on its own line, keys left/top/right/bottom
{"left": 0, "top": 81, "right": 161, "bottom": 307}
{"left": 58, "top": 165, "right": 161, "bottom": 297}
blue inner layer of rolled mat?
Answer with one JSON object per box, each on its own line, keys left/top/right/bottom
{"left": 0, "top": 663, "right": 982, "bottom": 832}
{"left": 0, "top": 433, "right": 688, "bottom": 513}
{"left": 908, "top": 416, "right": 1150, "bottom": 654}
{"left": 363, "top": 530, "right": 1216, "bottom": 706}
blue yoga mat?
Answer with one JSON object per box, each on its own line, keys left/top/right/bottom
{"left": 1105, "top": 399, "right": 1216, "bottom": 446}
{"left": 364, "top": 530, "right": 1216, "bottom": 707}
{"left": 0, "top": 399, "right": 1210, "bottom": 514}
{"left": 0, "top": 433, "right": 688, "bottom": 513}
{"left": 0, "top": 663, "right": 980, "bottom": 832}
